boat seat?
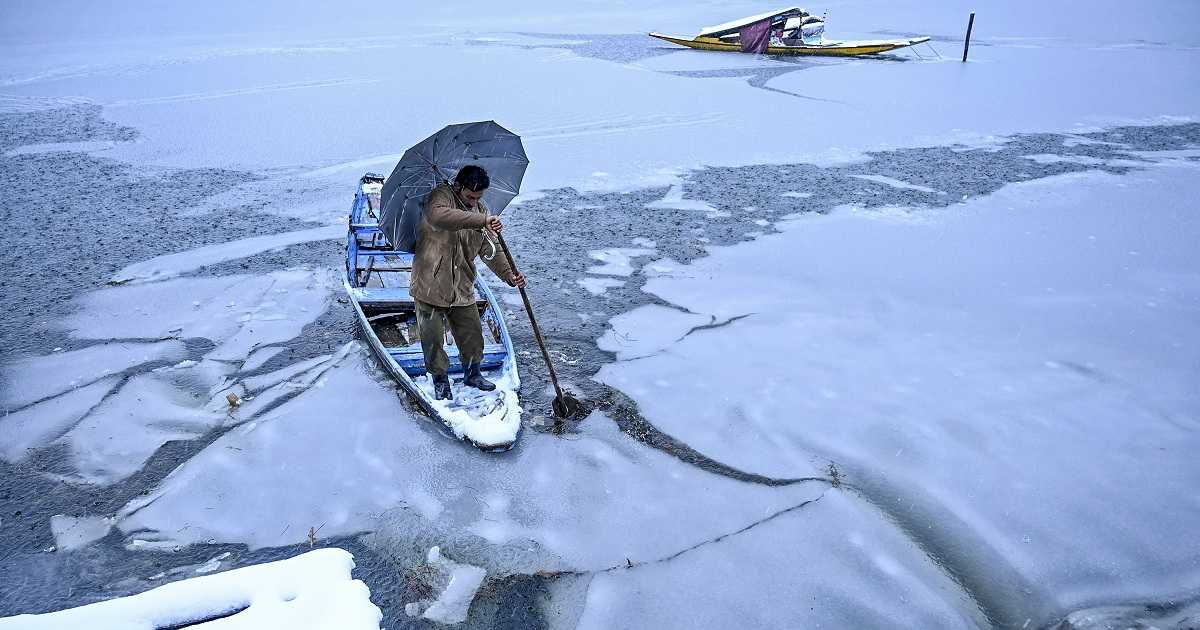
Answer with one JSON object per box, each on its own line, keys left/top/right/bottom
{"left": 350, "top": 286, "right": 415, "bottom": 306}
{"left": 354, "top": 250, "right": 414, "bottom": 261}
{"left": 390, "top": 343, "right": 507, "bottom": 377}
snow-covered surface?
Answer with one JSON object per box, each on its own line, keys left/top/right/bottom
{"left": 412, "top": 366, "right": 522, "bottom": 450}
{"left": 697, "top": 6, "right": 802, "bottom": 37}
{"left": 0, "top": 548, "right": 381, "bottom": 630}
{"left": 597, "top": 163, "right": 1200, "bottom": 612}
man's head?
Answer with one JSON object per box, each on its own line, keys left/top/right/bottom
{"left": 454, "top": 165, "right": 489, "bottom": 207}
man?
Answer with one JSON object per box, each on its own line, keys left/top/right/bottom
{"left": 409, "top": 165, "right": 526, "bottom": 401}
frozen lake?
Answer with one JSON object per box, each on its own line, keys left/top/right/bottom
{"left": 2, "top": 1, "right": 1199, "bottom": 628}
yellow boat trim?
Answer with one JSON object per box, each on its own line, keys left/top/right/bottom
{"left": 648, "top": 32, "right": 930, "bottom": 57}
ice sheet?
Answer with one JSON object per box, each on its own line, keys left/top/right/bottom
{"left": 240, "top": 346, "right": 284, "bottom": 372}
{"left": 2, "top": 341, "right": 185, "bottom": 409}
{"left": 60, "top": 371, "right": 226, "bottom": 484}
{"left": 597, "top": 305, "right": 710, "bottom": 361}
{"left": 597, "top": 165, "right": 1200, "bottom": 610}
{"left": 64, "top": 269, "right": 330, "bottom": 363}
{"left": 240, "top": 353, "right": 333, "bottom": 393}
{"left": 576, "top": 491, "right": 980, "bottom": 630}
{"left": 114, "top": 350, "right": 823, "bottom": 577}
{"left": 0, "top": 377, "right": 118, "bottom": 462}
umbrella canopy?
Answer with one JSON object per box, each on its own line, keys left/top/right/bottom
{"left": 379, "top": 121, "right": 528, "bottom": 252}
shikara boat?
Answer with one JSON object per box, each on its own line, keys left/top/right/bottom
{"left": 344, "top": 173, "right": 521, "bottom": 451}
{"left": 650, "top": 7, "right": 930, "bottom": 57}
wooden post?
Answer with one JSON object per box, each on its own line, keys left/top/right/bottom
{"left": 962, "top": 12, "right": 975, "bottom": 62}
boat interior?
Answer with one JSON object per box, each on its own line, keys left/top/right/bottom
{"left": 348, "top": 175, "right": 508, "bottom": 377}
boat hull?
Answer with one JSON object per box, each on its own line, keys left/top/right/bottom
{"left": 345, "top": 279, "right": 521, "bottom": 452}
{"left": 344, "top": 174, "right": 522, "bottom": 452}
{"left": 649, "top": 32, "right": 931, "bottom": 56}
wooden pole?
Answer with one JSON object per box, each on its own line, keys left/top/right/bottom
{"left": 962, "top": 12, "right": 975, "bottom": 62}
{"left": 494, "top": 231, "right": 578, "bottom": 418}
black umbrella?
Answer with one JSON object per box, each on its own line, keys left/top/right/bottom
{"left": 379, "top": 121, "right": 582, "bottom": 419}
{"left": 379, "top": 120, "right": 528, "bottom": 252}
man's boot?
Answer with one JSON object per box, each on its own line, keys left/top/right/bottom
{"left": 462, "top": 362, "right": 496, "bottom": 391}
{"left": 431, "top": 373, "right": 453, "bottom": 400}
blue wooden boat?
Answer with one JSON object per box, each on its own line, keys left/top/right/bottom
{"left": 344, "top": 173, "right": 522, "bottom": 451}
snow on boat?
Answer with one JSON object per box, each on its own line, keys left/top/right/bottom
{"left": 650, "top": 6, "right": 930, "bottom": 57}
{"left": 0, "top": 549, "right": 381, "bottom": 629}
{"left": 344, "top": 173, "right": 521, "bottom": 452}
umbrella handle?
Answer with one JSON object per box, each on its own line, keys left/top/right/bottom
{"left": 480, "top": 230, "right": 497, "bottom": 261}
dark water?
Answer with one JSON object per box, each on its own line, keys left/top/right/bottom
{"left": 1, "top": 101, "right": 1198, "bottom": 627}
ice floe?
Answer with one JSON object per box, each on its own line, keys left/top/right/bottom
{"left": 64, "top": 268, "right": 331, "bottom": 363}
{"left": 0, "top": 377, "right": 119, "bottom": 463}
{"left": 110, "top": 225, "right": 343, "bottom": 284}
{"left": 849, "top": 173, "right": 945, "bottom": 194}
{"left": 60, "top": 370, "right": 229, "bottom": 484}
{"left": 584, "top": 247, "right": 656, "bottom": 277}
{"left": 645, "top": 183, "right": 717, "bottom": 213}
{"left": 404, "top": 546, "right": 487, "bottom": 625}
{"left": 2, "top": 341, "right": 185, "bottom": 409}
{"left": 49, "top": 515, "right": 115, "bottom": 551}
{"left": 4, "top": 140, "right": 118, "bottom": 156}
{"left": 575, "top": 277, "right": 624, "bottom": 296}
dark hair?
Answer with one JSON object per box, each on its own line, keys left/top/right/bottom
{"left": 455, "top": 165, "right": 490, "bottom": 192}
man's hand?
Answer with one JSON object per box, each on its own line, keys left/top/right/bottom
{"left": 509, "top": 271, "right": 526, "bottom": 289}
{"left": 486, "top": 215, "right": 503, "bottom": 233}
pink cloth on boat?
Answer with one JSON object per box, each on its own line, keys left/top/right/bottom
{"left": 739, "top": 20, "right": 771, "bottom": 53}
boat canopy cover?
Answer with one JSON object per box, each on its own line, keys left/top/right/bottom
{"left": 697, "top": 7, "right": 808, "bottom": 38}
